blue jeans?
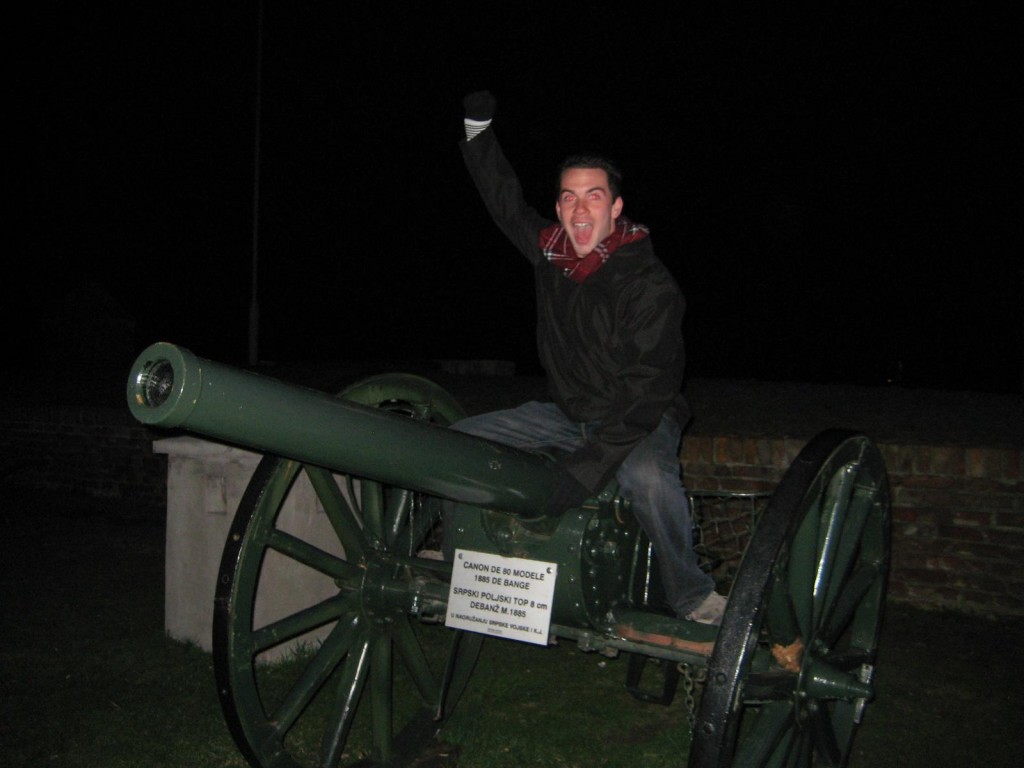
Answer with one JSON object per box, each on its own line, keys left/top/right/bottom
{"left": 451, "top": 401, "right": 714, "bottom": 616}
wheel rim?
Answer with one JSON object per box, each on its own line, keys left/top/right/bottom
{"left": 692, "top": 430, "right": 891, "bottom": 768}
{"left": 212, "top": 374, "right": 481, "bottom": 768}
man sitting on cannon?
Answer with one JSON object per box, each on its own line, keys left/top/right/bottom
{"left": 455, "top": 91, "right": 727, "bottom": 625}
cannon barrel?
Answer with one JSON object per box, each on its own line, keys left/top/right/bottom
{"left": 126, "top": 341, "right": 559, "bottom": 516}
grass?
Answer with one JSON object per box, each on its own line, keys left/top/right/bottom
{"left": 2, "top": 496, "right": 1022, "bottom": 767}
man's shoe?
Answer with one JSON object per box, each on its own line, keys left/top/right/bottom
{"left": 684, "top": 592, "right": 728, "bottom": 626}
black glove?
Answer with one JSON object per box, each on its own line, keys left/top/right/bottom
{"left": 463, "top": 90, "right": 496, "bottom": 121}
{"left": 544, "top": 469, "right": 591, "bottom": 517}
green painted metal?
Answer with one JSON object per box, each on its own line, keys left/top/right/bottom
{"left": 448, "top": 488, "right": 642, "bottom": 631}
{"left": 125, "top": 343, "right": 892, "bottom": 768}
{"left": 690, "top": 430, "right": 890, "bottom": 768}
{"left": 127, "top": 341, "right": 559, "bottom": 517}
{"left": 210, "top": 372, "right": 486, "bottom": 768}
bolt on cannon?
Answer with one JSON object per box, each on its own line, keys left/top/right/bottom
{"left": 127, "top": 341, "right": 891, "bottom": 768}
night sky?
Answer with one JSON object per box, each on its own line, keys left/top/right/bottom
{"left": 12, "top": 3, "right": 1021, "bottom": 395}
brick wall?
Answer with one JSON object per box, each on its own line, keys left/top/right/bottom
{"left": 2, "top": 406, "right": 1021, "bottom": 617}
{"left": 680, "top": 434, "right": 1024, "bottom": 618}
{"left": 0, "top": 405, "right": 167, "bottom": 518}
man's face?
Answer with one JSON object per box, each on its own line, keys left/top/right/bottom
{"left": 555, "top": 167, "right": 624, "bottom": 256}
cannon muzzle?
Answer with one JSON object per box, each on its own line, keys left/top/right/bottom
{"left": 126, "top": 342, "right": 559, "bottom": 516}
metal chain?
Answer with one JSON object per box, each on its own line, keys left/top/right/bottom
{"left": 677, "top": 662, "right": 707, "bottom": 729}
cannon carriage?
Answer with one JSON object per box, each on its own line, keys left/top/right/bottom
{"left": 127, "top": 342, "right": 890, "bottom": 768}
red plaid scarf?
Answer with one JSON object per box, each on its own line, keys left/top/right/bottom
{"left": 539, "top": 217, "right": 650, "bottom": 283}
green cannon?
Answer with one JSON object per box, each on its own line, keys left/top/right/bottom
{"left": 127, "top": 341, "right": 891, "bottom": 768}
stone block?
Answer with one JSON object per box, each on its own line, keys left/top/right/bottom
{"left": 155, "top": 436, "right": 342, "bottom": 660}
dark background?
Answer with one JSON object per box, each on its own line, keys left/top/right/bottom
{"left": 11, "top": 3, "right": 1021, "bottom": 400}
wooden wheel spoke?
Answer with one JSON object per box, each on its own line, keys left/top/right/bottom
{"left": 393, "top": 615, "right": 439, "bottom": 704}
{"left": 268, "top": 615, "right": 363, "bottom": 737}
{"left": 370, "top": 634, "right": 394, "bottom": 762}
{"left": 787, "top": 507, "right": 821, "bottom": 639}
{"left": 359, "top": 480, "right": 386, "bottom": 544}
{"left": 807, "top": 703, "right": 842, "bottom": 766}
{"left": 320, "top": 638, "right": 372, "bottom": 768}
{"left": 266, "top": 528, "right": 358, "bottom": 579}
{"left": 393, "top": 498, "right": 442, "bottom": 557}
{"left": 305, "top": 465, "right": 366, "bottom": 559}
{"left": 789, "top": 729, "right": 812, "bottom": 768}
{"left": 251, "top": 592, "right": 358, "bottom": 654}
{"left": 741, "top": 670, "right": 798, "bottom": 702}
{"left": 819, "top": 485, "right": 874, "bottom": 622}
{"left": 765, "top": 572, "right": 802, "bottom": 647}
{"left": 242, "top": 460, "right": 304, "bottom": 549}
{"left": 731, "top": 700, "right": 795, "bottom": 768}
{"left": 437, "top": 630, "right": 485, "bottom": 721}
{"left": 811, "top": 466, "right": 858, "bottom": 630}
{"left": 821, "top": 559, "right": 885, "bottom": 648}
{"left": 385, "top": 488, "right": 413, "bottom": 548}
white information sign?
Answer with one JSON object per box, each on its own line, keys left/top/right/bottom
{"left": 445, "top": 549, "right": 558, "bottom": 646}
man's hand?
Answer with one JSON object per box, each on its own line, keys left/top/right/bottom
{"left": 544, "top": 469, "right": 591, "bottom": 517}
{"left": 463, "top": 90, "right": 496, "bottom": 122}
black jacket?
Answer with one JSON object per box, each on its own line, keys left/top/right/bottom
{"left": 461, "top": 128, "right": 690, "bottom": 492}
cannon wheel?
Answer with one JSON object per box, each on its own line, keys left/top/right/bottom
{"left": 690, "top": 430, "right": 891, "bottom": 768}
{"left": 213, "top": 374, "right": 482, "bottom": 768}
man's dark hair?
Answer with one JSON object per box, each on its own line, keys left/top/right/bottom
{"left": 557, "top": 154, "right": 623, "bottom": 200}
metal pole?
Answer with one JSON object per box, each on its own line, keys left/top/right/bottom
{"left": 247, "top": 0, "right": 264, "bottom": 366}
